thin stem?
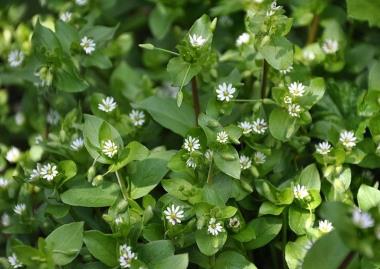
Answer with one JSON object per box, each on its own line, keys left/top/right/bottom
{"left": 191, "top": 77, "right": 201, "bottom": 126}
{"left": 232, "top": 99, "right": 262, "bottom": 102}
{"left": 282, "top": 208, "right": 288, "bottom": 269}
{"left": 260, "top": 60, "right": 269, "bottom": 99}
{"left": 338, "top": 251, "right": 355, "bottom": 269}
{"left": 270, "top": 244, "right": 280, "bottom": 269}
{"left": 115, "top": 171, "right": 128, "bottom": 200}
{"left": 207, "top": 159, "right": 213, "bottom": 185}
{"left": 307, "top": 15, "right": 320, "bottom": 44}
{"left": 154, "top": 47, "right": 180, "bottom": 56}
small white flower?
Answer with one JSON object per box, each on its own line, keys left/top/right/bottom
{"left": 30, "top": 163, "right": 42, "bottom": 180}
{"left": 288, "top": 82, "right": 305, "bottom": 97}
{"left": 8, "top": 253, "right": 22, "bottom": 268}
{"left": 129, "top": 109, "right": 145, "bottom": 127}
{"left": 216, "top": 131, "right": 229, "bottom": 144}
{"left": 216, "top": 83, "right": 236, "bottom": 102}
{"left": 115, "top": 215, "right": 124, "bottom": 225}
{"left": 266, "top": 1, "right": 281, "bottom": 16}
{"left": 293, "top": 184, "right": 309, "bottom": 200}
{"left": 322, "top": 39, "right": 339, "bottom": 54}
{"left": 239, "top": 155, "right": 252, "bottom": 170}
{"left": 303, "top": 50, "right": 316, "bottom": 61}
{"left": 6, "top": 147, "right": 21, "bottom": 163}
{"left": 46, "top": 109, "right": 61, "bottom": 125}
{"left": 183, "top": 136, "right": 200, "bottom": 152}
{"left": 318, "top": 219, "right": 333, "bottom": 233}
{"left": 14, "top": 112, "right": 25, "bottom": 126}
{"left": 189, "top": 34, "right": 206, "bottom": 47}
{"left": 14, "top": 203, "right": 26, "bottom": 215}
{"left": 315, "top": 141, "right": 332, "bottom": 155}
{"left": 164, "top": 204, "right": 185, "bottom": 225}
{"left": 236, "top": 32, "right": 250, "bottom": 47}
{"left": 70, "top": 137, "right": 84, "bottom": 151}
{"left": 35, "top": 135, "right": 43, "bottom": 145}
{"left": 40, "top": 163, "right": 59, "bottom": 181}
{"left": 208, "top": 218, "right": 223, "bottom": 236}
{"left": 186, "top": 157, "right": 197, "bottom": 169}
{"left": 252, "top": 118, "right": 268, "bottom": 134}
{"left": 119, "top": 244, "right": 137, "bottom": 268}
{"left": 101, "top": 140, "right": 118, "bottom": 158}
{"left": 228, "top": 217, "right": 241, "bottom": 229}
{"left": 98, "top": 96, "right": 117, "bottom": 112}
{"left": 76, "top": 0, "right": 88, "bottom": 6}
{"left": 8, "top": 50, "right": 24, "bottom": 67}
{"left": 80, "top": 36, "right": 96, "bottom": 54}
{"left": 279, "top": 65, "right": 293, "bottom": 75}
{"left": 60, "top": 11, "right": 72, "bottom": 22}
{"left": 0, "top": 177, "right": 9, "bottom": 188}
{"left": 204, "top": 149, "right": 213, "bottom": 161}
{"left": 238, "top": 121, "right": 252, "bottom": 135}
{"left": 287, "top": 103, "right": 301, "bottom": 117}
{"left": 254, "top": 152, "right": 266, "bottom": 164}
{"left": 339, "top": 130, "right": 357, "bottom": 150}
{"left": 352, "top": 208, "right": 374, "bottom": 229}
{"left": 1, "top": 213, "right": 10, "bottom": 226}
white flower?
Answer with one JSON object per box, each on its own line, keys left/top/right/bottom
{"left": 238, "top": 121, "right": 252, "bottom": 135}
{"left": 239, "top": 155, "right": 252, "bottom": 170}
{"left": 266, "top": 1, "right": 281, "bottom": 16}
{"left": 280, "top": 65, "right": 293, "bottom": 75}
{"left": 164, "top": 205, "right": 184, "bottom": 225}
{"left": 183, "top": 136, "right": 200, "bottom": 152}
{"left": 76, "top": 0, "right": 88, "bottom": 6}
{"left": 129, "top": 109, "right": 145, "bottom": 127}
{"left": 46, "top": 109, "right": 61, "bottom": 125}
{"left": 236, "top": 32, "right": 250, "bottom": 47}
{"left": 352, "top": 208, "right": 374, "bottom": 229}
{"left": 293, "top": 184, "right": 309, "bottom": 200}
{"left": 288, "top": 82, "right": 305, "bottom": 97}
{"left": 216, "top": 131, "right": 229, "bottom": 144}
{"left": 287, "top": 103, "right": 301, "bottom": 117}
{"left": 60, "top": 11, "right": 72, "bottom": 22}
{"left": 216, "top": 83, "right": 236, "bottom": 102}
{"left": 254, "top": 152, "right": 266, "bottom": 164}
{"left": 30, "top": 163, "right": 42, "bottom": 180}
{"left": 189, "top": 34, "right": 206, "bottom": 47}
{"left": 14, "top": 112, "right": 25, "bottom": 126}
{"left": 318, "top": 219, "right": 333, "bottom": 233}
{"left": 35, "top": 135, "right": 43, "bottom": 145}
{"left": 208, "top": 218, "right": 223, "bottom": 236}
{"left": 14, "top": 203, "right": 26, "bottom": 215}
{"left": 70, "top": 137, "right": 84, "bottom": 151}
{"left": 339, "top": 130, "right": 357, "bottom": 150}
{"left": 40, "top": 163, "right": 59, "bottom": 181}
{"left": 6, "top": 147, "right": 21, "bottom": 163}
{"left": 204, "top": 149, "right": 213, "bottom": 161}
{"left": 186, "top": 157, "right": 197, "bottom": 169}
{"left": 98, "top": 96, "right": 117, "bottom": 112}
{"left": 119, "top": 244, "right": 137, "bottom": 268}
{"left": 8, "top": 253, "right": 22, "bottom": 268}
{"left": 101, "top": 140, "right": 118, "bottom": 158}
{"left": 8, "top": 50, "right": 24, "bottom": 67}
{"left": 322, "top": 39, "right": 339, "bottom": 54}
{"left": 115, "top": 215, "right": 124, "bottom": 225}
{"left": 228, "top": 217, "right": 241, "bottom": 229}
{"left": 80, "top": 36, "right": 96, "bottom": 54}
{"left": 1, "top": 213, "right": 10, "bottom": 226}
{"left": 303, "top": 50, "right": 315, "bottom": 61}
{"left": 0, "top": 177, "right": 9, "bottom": 188}
{"left": 315, "top": 141, "right": 332, "bottom": 155}
{"left": 252, "top": 118, "right": 268, "bottom": 134}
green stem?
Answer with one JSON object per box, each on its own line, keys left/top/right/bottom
{"left": 207, "top": 159, "right": 213, "bottom": 185}
{"left": 115, "top": 171, "right": 128, "bottom": 200}
{"left": 307, "top": 14, "right": 320, "bottom": 44}
{"left": 270, "top": 244, "right": 280, "bottom": 269}
{"left": 260, "top": 60, "right": 269, "bottom": 99}
{"left": 191, "top": 76, "right": 201, "bottom": 126}
{"left": 154, "top": 47, "right": 180, "bottom": 56}
{"left": 282, "top": 208, "right": 288, "bottom": 269}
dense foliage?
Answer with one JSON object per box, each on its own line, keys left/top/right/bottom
{"left": 1, "top": 0, "right": 380, "bottom": 268}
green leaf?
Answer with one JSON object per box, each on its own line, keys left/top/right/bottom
{"left": 13, "top": 245, "right": 46, "bottom": 267}
{"left": 151, "top": 254, "right": 188, "bottom": 269}
{"left": 288, "top": 206, "right": 314, "bottom": 235}
{"left": 254, "top": 179, "right": 293, "bottom": 205}
{"left": 82, "top": 52, "right": 112, "bottom": 69}
{"left": 81, "top": 25, "right": 119, "bottom": 46}
{"left": 213, "top": 145, "right": 241, "bottom": 179}
{"left": 32, "top": 20, "right": 61, "bottom": 53}
{"left": 299, "top": 163, "right": 320, "bottom": 190}
{"left": 259, "top": 36, "right": 293, "bottom": 70}
{"left": 136, "top": 96, "right": 195, "bottom": 136}
{"left": 303, "top": 230, "right": 350, "bottom": 269}
{"left": 244, "top": 216, "right": 282, "bottom": 250}
{"left": 83, "top": 230, "right": 118, "bottom": 267}
{"left": 149, "top": 5, "right": 178, "bottom": 39}
{"left": 214, "top": 251, "right": 257, "bottom": 269}
{"left": 167, "top": 57, "right": 201, "bottom": 87}
{"left": 346, "top": 0, "right": 380, "bottom": 27}
{"left": 55, "top": 64, "right": 89, "bottom": 92}
{"left": 357, "top": 184, "right": 380, "bottom": 211}
{"left": 269, "top": 107, "right": 299, "bottom": 141}
{"left": 46, "top": 222, "right": 84, "bottom": 265}
{"left": 195, "top": 228, "right": 227, "bottom": 256}
{"left": 369, "top": 61, "right": 380, "bottom": 91}
{"left": 57, "top": 160, "right": 77, "bottom": 187}
{"left": 130, "top": 158, "right": 168, "bottom": 187}
{"left": 109, "top": 141, "right": 149, "bottom": 172}
{"left": 301, "top": 78, "right": 326, "bottom": 109}
{"left": 61, "top": 181, "right": 119, "bottom": 207}
{"left": 137, "top": 240, "right": 174, "bottom": 265}
{"left": 285, "top": 236, "right": 311, "bottom": 269}
{"left": 55, "top": 20, "right": 79, "bottom": 54}
{"left": 233, "top": 221, "right": 256, "bottom": 243}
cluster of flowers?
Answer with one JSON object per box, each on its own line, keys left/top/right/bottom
{"left": 314, "top": 130, "right": 358, "bottom": 156}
